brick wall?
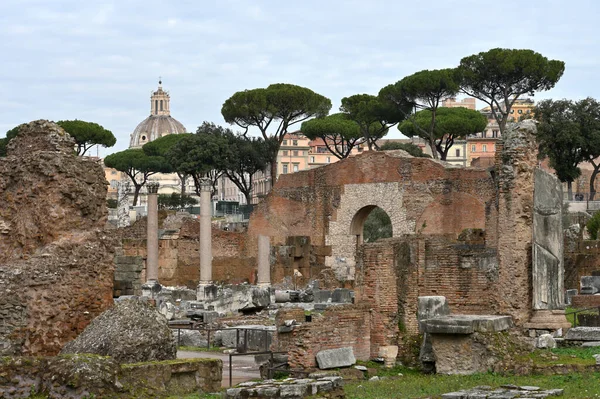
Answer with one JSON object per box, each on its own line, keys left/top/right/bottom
{"left": 122, "top": 222, "right": 257, "bottom": 288}
{"left": 356, "top": 235, "right": 499, "bottom": 336}
{"left": 249, "top": 151, "right": 495, "bottom": 281}
{"left": 272, "top": 305, "right": 371, "bottom": 369}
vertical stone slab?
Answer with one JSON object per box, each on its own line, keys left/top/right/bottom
{"left": 199, "top": 178, "right": 212, "bottom": 284}
{"left": 117, "top": 179, "right": 131, "bottom": 228}
{"left": 257, "top": 235, "right": 271, "bottom": 287}
{"left": 532, "top": 168, "right": 564, "bottom": 310}
{"left": 143, "top": 182, "right": 161, "bottom": 297}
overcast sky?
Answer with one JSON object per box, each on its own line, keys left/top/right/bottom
{"left": 1, "top": 0, "right": 598, "bottom": 157}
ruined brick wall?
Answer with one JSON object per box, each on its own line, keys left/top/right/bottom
{"left": 355, "top": 240, "right": 400, "bottom": 356}
{"left": 356, "top": 235, "right": 499, "bottom": 336}
{"left": 565, "top": 240, "right": 600, "bottom": 290}
{"left": 272, "top": 305, "right": 371, "bottom": 369}
{"left": 121, "top": 219, "right": 256, "bottom": 288}
{"left": 249, "top": 151, "right": 495, "bottom": 281}
{"left": 0, "top": 121, "right": 115, "bottom": 356}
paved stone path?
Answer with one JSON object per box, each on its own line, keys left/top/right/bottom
{"left": 177, "top": 350, "right": 261, "bottom": 387}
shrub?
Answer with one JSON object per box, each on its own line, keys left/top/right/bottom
{"left": 587, "top": 211, "right": 600, "bottom": 240}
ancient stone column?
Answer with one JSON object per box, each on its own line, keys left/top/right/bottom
{"left": 142, "top": 182, "right": 161, "bottom": 297}
{"left": 199, "top": 178, "right": 212, "bottom": 284}
{"left": 116, "top": 179, "right": 131, "bottom": 228}
{"left": 257, "top": 235, "right": 271, "bottom": 287}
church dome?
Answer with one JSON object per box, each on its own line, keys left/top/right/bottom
{"left": 129, "top": 80, "right": 187, "bottom": 148}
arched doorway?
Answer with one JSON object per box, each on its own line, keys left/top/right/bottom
{"left": 350, "top": 205, "right": 393, "bottom": 246}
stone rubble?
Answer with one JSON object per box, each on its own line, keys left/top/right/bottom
{"left": 442, "top": 385, "right": 564, "bottom": 399}
{"left": 225, "top": 376, "right": 344, "bottom": 399}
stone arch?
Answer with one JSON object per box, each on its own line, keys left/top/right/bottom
{"left": 325, "top": 182, "right": 414, "bottom": 281}
{"left": 350, "top": 205, "right": 392, "bottom": 245}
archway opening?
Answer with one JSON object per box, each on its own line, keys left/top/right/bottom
{"left": 350, "top": 205, "right": 393, "bottom": 245}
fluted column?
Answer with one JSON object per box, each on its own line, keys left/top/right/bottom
{"left": 199, "top": 178, "right": 212, "bottom": 284}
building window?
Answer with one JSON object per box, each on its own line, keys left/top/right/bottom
{"left": 282, "top": 164, "right": 288, "bottom": 174}
{"left": 155, "top": 100, "right": 158, "bottom": 114}
{"left": 282, "top": 150, "right": 288, "bottom": 156}
{"left": 293, "top": 140, "right": 298, "bottom": 146}
{"left": 493, "top": 144, "right": 496, "bottom": 151}
{"left": 293, "top": 164, "right": 299, "bottom": 172}
{"left": 310, "top": 156, "right": 315, "bottom": 163}
{"left": 518, "top": 109, "right": 523, "bottom": 114}
{"left": 471, "top": 144, "right": 476, "bottom": 152}
{"left": 456, "top": 149, "right": 460, "bottom": 157}
{"left": 492, "top": 130, "right": 499, "bottom": 138}
{"left": 293, "top": 150, "right": 299, "bottom": 156}
{"left": 111, "top": 170, "right": 117, "bottom": 175}
{"left": 510, "top": 110, "right": 514, "bottom": 114}
{"left": 326, "top": 157, "right": 331, "bottom": 163}
{"left": 282, "top": 140, "right": 287, "bottom": 145}
{"left": 160, "top": 100, "right": 163, "bottom": 111}
{"left": 482, "top": 144, "right": 487, "bottom": 152}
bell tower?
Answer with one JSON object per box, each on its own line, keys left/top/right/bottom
{"left": 150, "top": 78, "right": 170, "bottom": 116}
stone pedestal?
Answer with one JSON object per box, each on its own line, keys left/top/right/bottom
{"left": 257, "top": 235, "right": 271, "bottom": 287}
{"left": 199, "top": 178, "right": 212, "bottom": 285}
{"left": 143, "top": 182, "right": 160, "bottom": 297}
{"left": 197, "top": 283, "right": 218, "bottom": 302}
{"left": 523, "top": 310, "right": 572, "bottom": 330}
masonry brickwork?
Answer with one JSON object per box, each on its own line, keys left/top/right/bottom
{"left": 249, "top": 150, "right": 495, "bottom": 281}
{"left": 121, "top": 218, "right": 256, "bottom": 288}
{"left": 272, "top": 305, "right": 371, "bottom": 369}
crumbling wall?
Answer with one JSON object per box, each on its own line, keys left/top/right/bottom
{"left": 0, "top": 120, "right": 115, "bottom": 355}
{"left": 491, "top": 121, "right": 538, "bottom": 325}
{"left": 272, "top": 305, "right": 371, "bottom": 369}
{"left": 249, "top": 150, "right": 495, "bottom": 281}
{"left": 121, "top": 218, "right": 256, "bottom": 288}
{"left": 356, "top": 235, "right": 499, "bottom": 336}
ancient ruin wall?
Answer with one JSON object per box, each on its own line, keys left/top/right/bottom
{"left": 249, "top": 150, "right": 495, "bottom": 281}
{"left": 272, "top": 306, "right": 371, "bottom": 369}
{"left": 492, "top": 121, "right": 538, "bottom": 325}
{"left": 356, "top": 236, "right": 499, "bottom": 336}
{"left": 0, "top": 120, "right": 108, "bottom": 263}
{"left": 0, "top": 120, "right": 115, "bottom": 355}
{"left": 121, "top": 219, "right": 256, "bottom": 288}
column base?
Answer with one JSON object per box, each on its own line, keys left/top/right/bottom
{"left": 141, "top": 280, "right": 162, "bottom": 298}
{"left": 523, "top": 309, "right": 572, "bottom": 330}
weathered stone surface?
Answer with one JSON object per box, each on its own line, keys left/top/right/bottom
{"left": 442, "top": 386, "right": 563, "bottom": 398}
{"left": 580, "top": 286, "right": 598, "bottom": 295}
{"left": 418, "top": 296, "right": 450, "bottom": 333}
{"left": 532, "top": 169, "right": 564, "bottom": 311}
{"left": 431, "top": 331, "right": 532, "bottom": 375}
{"left": 0, "top": 120, "right": 108, "bottom": 262}
{"left": 581, "top": 276, "right": 600, "bottom": 291}
{"left": 535, "top": 334, "right": 557, "bottom": 349}
{"left": 316, "top": 347, "right": 356, "bottom": 369}
{"left": 0, "top": 355, "right": 221, "bottom": 398}
{"left": 225, "top": 376, "right": 343, "bottom": 399}
{"left": 61, "top": 298, "right": 176, "bottom": 363}
{"left": 0, "top": 121, "right": 115, "bottom": 357}
{"left": 198, "top": 284, "right": 271, "bottom": 314}
{"left": 116, "top": 179, "right": 131, "bottom": 228}
{"left": 422, "top": 315, "right": 513, "bottom": 334}
{"left": 565, "top": 327, "right": 600, "bottom": 341}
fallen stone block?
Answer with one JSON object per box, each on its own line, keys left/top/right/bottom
{"left": 565, "top": 327, "right": 600, "bottom": 341}
{"left": 316, "top": 347, "right": 356, "bottom": 369}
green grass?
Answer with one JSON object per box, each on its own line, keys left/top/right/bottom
{"left": 345, "top": 371, "right": 600, "bottom": 398}
{"left": 177, "top": 345, "right": 224, "bottom": 353}
{"left": 519, "top": 346, "right": 600, "bottom": 366}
